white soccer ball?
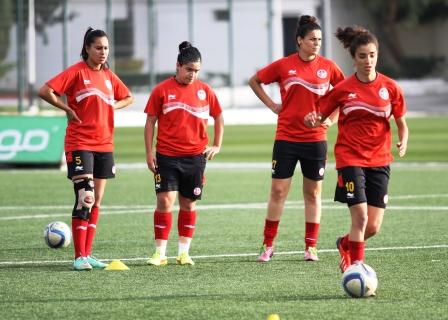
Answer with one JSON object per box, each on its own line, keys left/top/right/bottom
{"left": 342, "top": 263, "right": 378, "bottom": 298}
{"left": 44, "top": 221, "right": 72, "bottom": 249}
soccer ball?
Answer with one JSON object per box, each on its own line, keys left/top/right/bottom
{"left": 44, "top": 221, "right": 72, "bottom": 248}
{"left": 342, "top": 263, "right": 378, "bottom": 298}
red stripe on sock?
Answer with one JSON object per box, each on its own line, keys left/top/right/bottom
{"left": 349, "top": 240, "right": 365, "bottom": 264}
{"left": 85, "top": 206, "right": 99, "bottom": 256}
{"left": 154, "top": 211, "right": 172, "bottom": 240}
{"left": 305, "top": 222, "right": 320, "bottom": 249}
{"left": 178, "top": 210, "right": 197, "bottom": 238}
{"left": 263, "top": 219, "right": 279, "bottom": 247}
{"left": 72, "top": 218, "right": 88, "bottom": 258}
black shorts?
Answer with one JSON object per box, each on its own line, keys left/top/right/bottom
{"left": 271, "top": 140, "right": 327, "bottom": 180}
{"left": 66, "top": 150, "right": 115, "bottom": 179}
{"left": 154, "top": 152, "right": 207, "bottom": 200}
{"left": 334, "top": 166, "right": 390, "bottom": 208}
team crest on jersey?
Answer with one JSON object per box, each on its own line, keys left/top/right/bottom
{"left": 379, "top": 88, "right": 389, "bottom": 100}
{"left": 197, "top": 89, "right": 206, "bottom": 100}
{"left": 193, "top": 187, "right": 202, "bottom": 196}
{"left": 316, "top": 69, "right": 328, "bottom": 79}
{"left": 105, "top": 80, "right": 112, "bottom": 90}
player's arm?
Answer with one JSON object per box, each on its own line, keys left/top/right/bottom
{"left": 321, "top": 108, "right": 339, "bottom": 128}
{"left": 248, "top": 74, "right": 281, "bottom": 114}
{"left": 113, "top": 94, "right": 134, "bottom": 110}
{"left": 38, "top": 84, "right": 81, "bottom": 123}
{"left": 394, "top": 116, "right": 408, "bottom": 158}
{"left": 206, "top": 113, "right": 224, "bottom": 160}
{"left": 304, "top": 111, "right": 324, "bottom": 128}
{"left": 144, "top": 115, "right": 158, "bottom": 173}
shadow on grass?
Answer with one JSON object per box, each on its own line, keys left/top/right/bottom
{"left": 0, "top": 291, "right": 345, "bottom": 304}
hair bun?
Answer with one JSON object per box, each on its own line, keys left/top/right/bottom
{"left": 179, "top": 41, "right": 192, "bottom": 52}
{"left": 299, "top": 15, "right": 317, "bottom": 26}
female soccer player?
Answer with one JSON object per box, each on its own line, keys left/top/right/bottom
{"left": 304, "top": 26, "right": 409, "bottom": 272}
{"left": 144, "top": 41, "right": 224, "bottom": 266}
{"left": 39, "top": 27, "right": 133, "bottom": 271}
{"left": 249, "top": 15, "right": 344, "bottom": 262}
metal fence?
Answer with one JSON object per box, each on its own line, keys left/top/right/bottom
{"left": 1, "top": 0, "right": 299, "bottom": 112}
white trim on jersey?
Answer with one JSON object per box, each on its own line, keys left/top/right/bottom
{"left": 342, "top": 101, "right": 391, "bottom": 118}
{"left": 283, "top": 77, "right": 330, "bottom": 96}
{"left": 162, "top": 102, "right": 209, "bottom": 119}
{"left": 76, "top": 88, "right": 115, "bottom": 106}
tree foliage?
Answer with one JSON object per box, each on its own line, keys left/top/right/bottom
{"left": 0, "top": 0, "right": 78, "bottom": 80}
{"left": 360, "top": 0, "right": 448, "bottom": 77}
{"left": 0, "top": 0, "right": 14, "bottom": 78}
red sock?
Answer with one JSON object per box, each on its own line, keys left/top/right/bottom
{"left": 85, "top": 206, "right": 99, "bottom": 256}
{"left": 154, "top": 211, "right": 172, "bottom": 240}
{"left": 263, "top": 219, "right": 279, "bottom": 247}
{"left": 178, "top": 210, "right": 196, "bottom": 238}
{"left": 340, "top": 234, "right": 350, "bottom": 251}
{"left": 305, "top": 222, "right": 320, "bottom": 249}
{"left": 349, "top": 240, "right": 365, "bottom": 264}
{"left": 72, "top": 218, "right": 88, "bottom": 258}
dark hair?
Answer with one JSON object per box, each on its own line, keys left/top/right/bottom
{"left": 295, "top": 15, "right": 321, "bottom": 40}
{"left": 335, "top": 26, "right": 379, "bottom": 57}
{"left": 177, "top": 41, "right": 201, "bottom": 65}
{"left": 80, "top": 27, "right": 109, "bottom": 65}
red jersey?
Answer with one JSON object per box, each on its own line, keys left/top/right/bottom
{"left": 257, "top": 54, "right": 344, "bottom": 142}
{"left": 145, "top": 77, "right": 222, "bottom": 156}
{"left": 46, "top": 61, "right": 130, "bottom": 152}
{"left": 317, "top": 73, "right": 407, "bottom": 169}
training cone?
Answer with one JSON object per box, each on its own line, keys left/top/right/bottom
{"left": 104, "top": 259, "right": 130, "bottom": 271}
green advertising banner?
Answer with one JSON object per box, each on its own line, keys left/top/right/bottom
{"left": 0, "top": 115, "right": 66, "bottom": 164}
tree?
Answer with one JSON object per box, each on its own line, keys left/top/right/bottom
{"left": 0, "top": 0, "right": 14, "bottom": 79}
{"left": 0, "top": 0, "right": 78, "bottom": 81}
{"left": 360, "top": 0, "right": 448, "bottom": 77}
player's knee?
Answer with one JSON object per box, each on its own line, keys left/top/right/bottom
{"left": 303, "top": 188, "right": 320, "bottom": 203}
{"left": 270, "top": 187, "right": 288, "bottom": 202}
{"left": 156, "top": 195, "right": 173, "bottom": 212}
{"left": 73, "top": 177, "right": 95, "bottom": 209}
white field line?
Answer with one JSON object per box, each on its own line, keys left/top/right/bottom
{"left": 2, "top": 162, "right": 448, "bottom": 174}
{"left": 1, "top": 205, "right": 448, "bottom": 222}
{"left": 1, "top": 193, "right": 447, "bottom": 221}
{"left": 1, "top": 193, "right": 447, "bottom": 211}
{"left": 1, "top": 244, "right": 447, "bottom": 266}
{"left": 116, "top": 162, "right": 448, "bottom": 170}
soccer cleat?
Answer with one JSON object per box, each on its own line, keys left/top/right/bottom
{"left": 147, "top": 251, "right": 168, "bottom": 266}
{"left": 73, "top": 257, "right": 93, "bottom": 271}
{"left": 304, "top": 246, "right": 319, "bottom": 261}
{"left": 336, "top": 236, "right": 351, "bottom": 273}
{"left": 86, "top": 255, "right": 108, "bottom": 269}
{"left": 257, "top": 245, "right": 274, "bottom": 262}
{"left": 176, "top": 252, "right": 195, "bottom": 266}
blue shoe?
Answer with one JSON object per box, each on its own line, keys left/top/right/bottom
{"left": 73, "top": 257, "right": 92, "bottom": 271}
{"left": 86, "top": 255, "right": 108, "bottom": 269}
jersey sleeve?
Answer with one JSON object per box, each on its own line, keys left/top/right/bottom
{"left": 109, "top": 71, "right": 131, "bottom": 101}
{"left": 390, "top": 82, "right": 407, "bottom": 119}
{"left": 206, "top": 85, "right": 222, "bottom": 118}
{"left": 144, "top": 85, "right": 163, "bottom": 116}
{"left": 256, "top": 59, "right": 280, "bottom": 85}
{"left": 330, "top": 62, "right": 345, "bottom": 86}
{"left": 46, "top": 67, "right": 77, "bottom": 96}
{"left": 316, "top": 89, "right": 341, "bottom": 119}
